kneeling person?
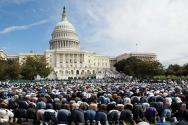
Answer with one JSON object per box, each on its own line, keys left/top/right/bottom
{"left": 0, "top": 109, "right": 14, "bottom": 122}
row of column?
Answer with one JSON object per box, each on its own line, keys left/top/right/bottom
{"left": 50, "top": 40, "right": 79, "bottom": 49}
{"left": 56, "top": 53, "right": 85, "bottom": 66}
{"left": 136, "top": 56, "right": 154, "bottom": 60}
{"left": 59, "top": 70, "right": 95, "bottom": 75}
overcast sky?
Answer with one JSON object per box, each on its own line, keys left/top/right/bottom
{"left": 0, "top": 0, "right": 188, "bottom": 67}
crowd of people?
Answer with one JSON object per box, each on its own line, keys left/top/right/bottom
{"left": 0, "top": 79, "right": 187, "bottom": 125}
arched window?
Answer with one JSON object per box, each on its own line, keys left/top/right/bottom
{"left": 81, "top": 70, "right": 84, "bottom": 75}
{"left": 76, "top": 70, "right": 79, "bottom": 75}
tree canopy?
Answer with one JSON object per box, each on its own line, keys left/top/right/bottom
{"left": 21, "top": 55, "right": 51, "bottom": 80}
{"left": 114, "top": 57, "right": 164, "bottom": 78}
{"left": 0, "top": 58, "right": 21, "bottom": 80}
{"left": 164, "top": 63, "right": 188, "bottom": 78}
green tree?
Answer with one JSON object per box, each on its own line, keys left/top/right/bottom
{"left": 0, "top": 58, "right": 21, "bottom": 80}
{"left": 0, "top": 58, "right": 8, "bottom": 80}
{"left": 123, "top": 65, "right": 134, "bottom": 76}
{"left": 21, "top": 55, "right": 51, "bottom": 80}
{"left": 114, "top": 57, "right": 142, "bottom": 77}
{"left": 176, "top": 69, "right": 183, "bottom": 78}
{"left": 164, "top": 69, "right": 174, "bottom": 78}
{"left": 164, "top": 64, "right": 185, "bottom": 78}
{"left": 5, "top": 59, "right": 21, "bottom": 80}
{"left": 114, "top": 59, "right": 127, "bottom": 72}
{"left": 147, "top": 61, "right": 164, "bottom": 78}
{"left": 137, "top": 61, "right": 164, "bottom": 79}
{"left": 168, "top": 64, "right": 181, "bottom": 72}
{"left": 35, "top": 55, "right": 51, "bottom": 78}
{"left": 137, "top": 61, "right": 149, "bottom": 78}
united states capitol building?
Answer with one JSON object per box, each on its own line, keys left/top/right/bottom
{"left": 0, "top": 7, "right": 157, "bottom": 79}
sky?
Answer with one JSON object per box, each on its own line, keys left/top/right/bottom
{"left": 0, "top": 0, "right": 188, "bottom": 67}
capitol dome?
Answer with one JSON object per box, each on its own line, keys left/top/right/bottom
{"left": 49, "top": 6, "right": 80, "bottom": 50}
{"left": 54, "top": 13, "right": 75, "bottom": 32}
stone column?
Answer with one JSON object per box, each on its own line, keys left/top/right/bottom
{"left": 77, "top": 54, "right": 78, "bottom": 64}
{"left": 56, "top": 53, "right": 58, "bottom": 67}
{"left": 68, "top": 54, "right": 70, "bottom": 67}
{"left": 63, "top": 54, "right": 65, "bottom": 63}
{"left": 73, "top": 54, "right": 74, "bottom": 67}
{"left": 82, "top": 54, "right": 84, "bottom": 63}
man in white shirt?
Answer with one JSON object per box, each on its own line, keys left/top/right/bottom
{"left": 0, "top": 109, "right": 14, "bottom": 122}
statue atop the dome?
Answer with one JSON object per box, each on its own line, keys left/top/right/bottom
{"left": 63, "top": 6, "right": 65, "bottom": 13}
